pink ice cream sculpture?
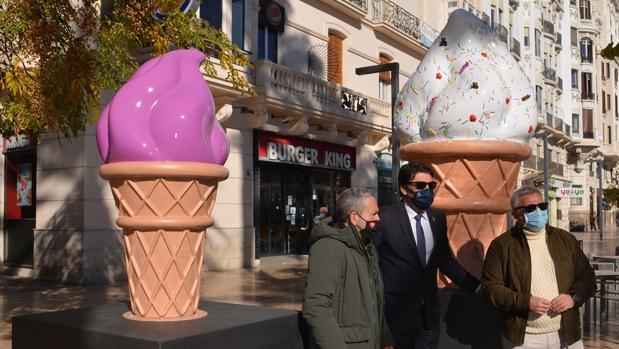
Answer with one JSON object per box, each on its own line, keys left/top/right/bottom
{"left": 97, "top": 48, "right": 229, "bottom": 164}
{"left": 97, "top": 49, "right": 230, "bottom": 321}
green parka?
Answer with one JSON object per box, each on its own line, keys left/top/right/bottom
{"left": 302, "top": 218, "right": 390, "bottom": 349}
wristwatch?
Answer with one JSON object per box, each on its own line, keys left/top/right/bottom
{"left": 570, "top": 292, "right": 583, "bottom": 307}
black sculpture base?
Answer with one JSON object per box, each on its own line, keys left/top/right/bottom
{"left": 12, "top": 301, "right": 304, "bottom": 349}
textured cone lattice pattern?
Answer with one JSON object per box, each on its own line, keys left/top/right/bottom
{"left": 110, "top": 176, "right": 219, "bottom": 320}
{"left": 430, "top": 157, "right": 521, "bottom": 285}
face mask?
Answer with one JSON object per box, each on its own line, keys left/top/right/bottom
{"left": 524, "top": 208, "right": 548, "bottom": 231}
{"left": 413, "top": 188, "right": 434, "bottom": 210}
{"left": 355, "top": 213, "right": 379, "bottom": 245}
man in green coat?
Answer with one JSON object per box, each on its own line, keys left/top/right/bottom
{"left": 303, "top": 188, "right": 393, "bottom": 349}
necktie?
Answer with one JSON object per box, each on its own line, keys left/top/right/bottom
{"left": 414, "top": 215, "right": 426, "bottom": 267}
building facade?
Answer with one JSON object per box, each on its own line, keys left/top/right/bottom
{"left": 2, "top": 0, "right": 619, "bottom": 283}
{"left": 0, "top": 0, "right": 440, "bottom": 282}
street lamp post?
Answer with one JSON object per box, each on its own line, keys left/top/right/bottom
{"left": 597, "top": 159, "right": 604, "bottom": 240}
{"left": 356, "top": 63, "right": 400, "bottom": 203}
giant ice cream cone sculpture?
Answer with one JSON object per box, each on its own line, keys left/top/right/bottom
{"left": 96, "top": 49, "right": 230, "bottom": 320}
{"left": 396, "top": 10, "right": 536, "bottom": 283}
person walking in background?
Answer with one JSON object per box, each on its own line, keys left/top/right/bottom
{"left": 303, "top": 188, "right": 393, "bottom": 349}
{"left": 482, "top": 185, "right": 596, "bottom": 349}
{"left": 375, "top": 162, "right": 480, "bottom": 349}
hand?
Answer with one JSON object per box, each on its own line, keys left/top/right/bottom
{"left": 550, "top": 294, "right": 575, "bottom": 314}
{"left": 529, "top": 296, "right": 551, "bottom": 315}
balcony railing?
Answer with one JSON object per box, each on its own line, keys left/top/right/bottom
{"left": 581, "top": 55, "right": 593, "bottom": 63}
{"left": 492, "top": 23, "right": 509, "bottom": 44}
{"left": 542, "top": 20, "right": 554, "bottom": 35}
{"left": 511, "top": 38, "right": 521, "bottom": 58}
{"left": 372, "top": 0, "right": 421, "bottom": 41}
{"left": 581, "top": 92, "right": 596, "bottom": 100}
{"left": 343, "top": 0, "right": 368, "bottom": 12}
{"left": 319, "top": 0, "right": 368, "bottom": 16}
{"left": 549, "top": 162, "right": 565, "bottom": 176}
{"left": 543, "top": 67, "right": 557, "bottom": 82}
{"left": 254, "top": 60, "right": 391, "bottom": 128}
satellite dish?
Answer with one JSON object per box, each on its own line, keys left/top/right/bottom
{"left": 308, "top": 44, "right": 328, "bottom": 80}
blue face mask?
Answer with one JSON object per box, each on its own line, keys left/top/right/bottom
{"left": 524, "top": 208, "right": 548, "bottom": 231}
{"left": 413, "top": 189, "right": 434, "bottom": 210}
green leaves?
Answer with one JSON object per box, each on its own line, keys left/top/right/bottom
{"left": 0, "top": 0, "right": 253, "bottom": 141}
{"left": 600, "top": 42, "right": 619, "bottom": 60}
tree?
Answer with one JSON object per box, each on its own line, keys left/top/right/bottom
{"left": 600, "top": 42, "right": 619, "bottom": 60}
{"left": 603, "top": 185, "right": 619, "bottom": 208}
{"left": 0, "top": 0, "right": 252, "bottom": 141}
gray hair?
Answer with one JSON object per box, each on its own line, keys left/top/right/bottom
{"left": 334, "top": 188, "right": 375, "bottom": 223}
{"left": 510, "top": 185, "right": 543, "bottom": 209}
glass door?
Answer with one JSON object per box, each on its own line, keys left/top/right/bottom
{"left": 4, "top": 150, "right": 36, "bottom": 267}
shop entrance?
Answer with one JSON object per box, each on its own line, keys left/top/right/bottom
{"left": 257, "top": 164, "right": 350, "bottom": 257}
{"left": 4, "top": 149, "right": 36, "bottom": 267}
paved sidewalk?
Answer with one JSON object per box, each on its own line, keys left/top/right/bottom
{"left": 1, "top": 233, "right": 618, "bottom": 349}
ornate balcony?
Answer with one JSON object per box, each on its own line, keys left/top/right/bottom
{"left": 371, "top": 0, "right": 425, "bottom": 53}
{"left": 253, "top": 60, "right": 391, "bottom": 131}
{"left": 511, "top": 38, "right": 521, "bottom": 60}
{"left": 581, "top": 92, "right": 596, "bottom": 100}
{"left": 319, "top": 0, "right": 368, "bottom": 19}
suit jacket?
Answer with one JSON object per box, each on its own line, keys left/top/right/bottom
{"left": 374, "top": 202, "right": 480, "bottom": 332}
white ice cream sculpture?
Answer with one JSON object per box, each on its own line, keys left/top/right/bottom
{"left": 397, "top": 9, "right": 536, "bottom": 282}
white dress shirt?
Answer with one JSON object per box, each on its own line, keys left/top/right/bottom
{"left": 405, "top": 203, "right": 435, "bottom": 264}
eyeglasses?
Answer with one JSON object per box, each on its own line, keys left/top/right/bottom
{"left": 513, "top": 202, "right": 548, "bottom": 213}
{"left": 408, "top": 181, "right": 437, "bottom": 190}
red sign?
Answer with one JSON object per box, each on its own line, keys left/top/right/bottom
{"left": 257, "top": 131, "right": 356, "bottom": 170}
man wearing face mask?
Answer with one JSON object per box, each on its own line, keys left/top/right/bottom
{"left": 374, "top": 162, "right": 480, "bottom": 349}
{"left": 303, "top": 188, "right": 394, "bottom": 349}
{"left": 482, "top": 186, "right": 596, "bottom": 349}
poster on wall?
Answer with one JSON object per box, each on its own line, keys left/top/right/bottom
{"left": 17, "top": 163, "right": 33, "bottom": 206}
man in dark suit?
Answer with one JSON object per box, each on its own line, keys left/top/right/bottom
{"left": 375, "top": 162, "right": 480, "bottom": 349}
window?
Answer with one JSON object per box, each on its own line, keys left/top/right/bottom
{"left": 536, "top": 86, "right": 543, "bottom": 113}
{"left": 602, "top": 62, "right": 605, "bottom": 79}
{"left": 200, "top": 0, "right": 222, "bottom": 29}
{"left": 328, "top": 32, "right": 344, "bottom": 85}
{"left": 572, "top": 113, "right": 580, "bottom": 133}
{"left": 608, "top": 93, "right": 612, "bottom": 110}
{"left": 231, "top": 0, "right": 245, "bottom": 48}
{"left": 603, "top": 91, "right": 606, "bottom": 113}
{"left": 524, "top": 26, "right": 530, "bottom": 46}
{"left": 491, "top": 6, "right": 496, "bottom": 27}
{"left": 535, "top": 30, "right": 541, "bottom": 57}
{"left": 616, "top": 94, "right": 618, "bottom": 117}
{"left": 581, "top": 72, "right": 593, "bottom": 99}
{"left": 609, "top": 126, "right": 612, "bottom": 144}
{"left": 580, "top": 0, "right": 591, "bottom": 19}
{"left": 571, "top": 69, "right": 579, "bottom": 88}
{"left": 583, "top": 108, "right": 594, "bottom": 138}
{"left": 580, "top": 38, "right": 593, "bottom": 62}
{"left": 571, "top": 27, "right": 578, "bottom": 46}
{"left": 258, "top": 25, "right": 278, "bottom": 62}
{"left": 378, "top": 54, "right": 391, "bottom": 102}
{"left": 607, "top": 63, "right": 611, "bottom": 78}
